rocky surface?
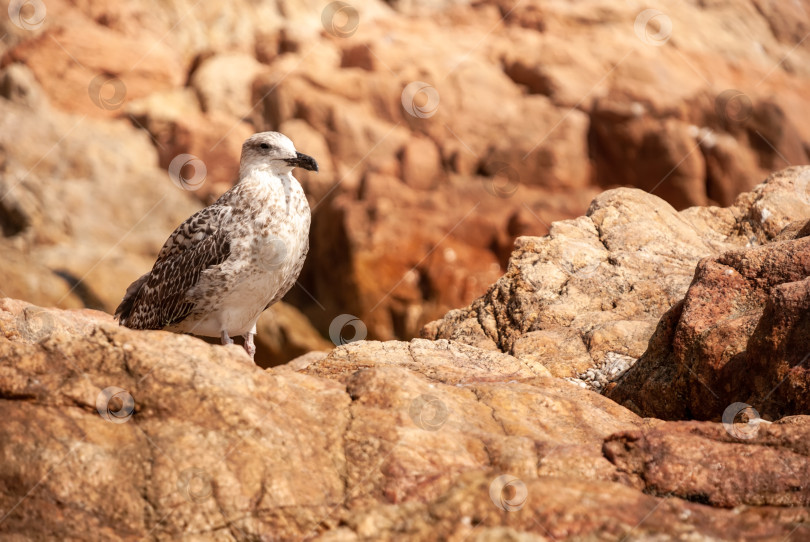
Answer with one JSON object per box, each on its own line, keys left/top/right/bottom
{"left": 2, "top": 1, "right": 810, "bottom": 538}
{"left": 2, "top": 0, "right": 810, "bottom": 347}
{"left": 0, "top": 72, "right": 202, "bottom": 314}
{"left": 606, "top": 218, "right": 810, "bottom": 421}
{"left": 424, "top": 167, "right": 810, "bottom": 390}
{"left": 2, "top": 298, "right": 810, "bottom": 540}
{"left": 603, "top": 418, "right": 810, "bottom": 508}
{"left": 264, "top": 0, "right": 810, "bottom": 339}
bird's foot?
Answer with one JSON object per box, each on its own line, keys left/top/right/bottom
{"left": 242, "top": 332, "right": 256, "bottom": 362}
{"left": 220, "top": 330, "right": 234, "bottom": 345}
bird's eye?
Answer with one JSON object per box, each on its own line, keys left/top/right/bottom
{"left": 260, "top": 143, "right": 270, "bottom": 150}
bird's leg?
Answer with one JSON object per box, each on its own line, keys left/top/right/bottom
{"left": 220, "top": 329, "right": 234, "bottom": 345}
{"left": 242, "top": 325, "right": 257, "bottom": 362}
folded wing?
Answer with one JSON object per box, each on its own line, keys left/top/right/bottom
{"left": 115, "top": 205, "right": 232, "bottom": 330}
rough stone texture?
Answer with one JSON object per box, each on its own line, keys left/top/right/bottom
{"left": 606, "top": 219, "right": 810, "bottom": 421}
{"left": 253, "top": 301, "right": 333, "bottom": 368}
{"left": 0, "top": 242, "right": 85, "bottom": 309}
{"left": 2, "top": 299, "right": 810, "bottom": 540}
{"left": 0, "top": 82, "right": 203, "bottom": 316}
{"left": 295, "top": 177, "right": 594, "bottom": 342}
{"left": 3, "top": 9, "right": 809, "bottom": 538}
{"left": 190, "top": 53, "right": 268, "bottom": 121}
{"left": 604, "top": 418, "right": 810, "bottom": 508}
{"left": 124, "top": 88, "right": 254, "bottom": 201}
{"left": 265, "top": 0, "right": 810, "bottom": 340}
{"left": 2, "top": 19, "right": 184, "bottom": 117}
{"left": 3, "top": 0, "right": 810, "bottom": 346}
{"left": 424, "top": 167, "right": 810, "bottom": 387}
{"left": 0, "top": 299, "right": 348, "bottom": 541}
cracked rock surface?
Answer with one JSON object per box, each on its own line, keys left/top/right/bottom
{"left": 423, "top": 167, "right": 810, "bottom": 389}
{"left": 2, "top": 298, "right": 809, "bottom": 540}
{"left": 607, "top": 220, "right": 810, "bottom": 421}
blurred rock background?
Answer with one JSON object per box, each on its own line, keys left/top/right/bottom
{"left": 1, "top": 0, "right": 809, "bottom": 367}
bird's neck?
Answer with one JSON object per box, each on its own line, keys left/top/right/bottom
{"left": 226, "top": 168, "right": 302, "bottom": 211}
{"left": 238, "top": 163, "right": 291, "bottom": 180}
{"left": 237, "top": 168, "right": 297, "bottom": 190}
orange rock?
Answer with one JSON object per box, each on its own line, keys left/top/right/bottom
{"left": 608, "top": 216, "right": 810, "bottom": 421}
{"left": 400, "top": 135, "right": 442, "bottom": 191}
{"left": 4, "top": 23, "right": 182, "bottom": 117}
{"left": 126, "top": 89, "right": 253, "bottom": 200}
{"left": 1, "top": 301, "right": 808, "bottom": 539}
{"left": 425, "top": 169, "right": 810, "bottom": 391}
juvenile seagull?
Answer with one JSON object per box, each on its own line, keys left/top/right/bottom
{"left": 115, "top": 132, "right": 318, "bottom": 362}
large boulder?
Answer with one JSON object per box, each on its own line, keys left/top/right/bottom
{"left": 423, "top": 167, "right": 810, "bottom": 390}
{"left": 604, "top": 418, "right": 810, "bottom": 507}
{"left": 2, "top": 298, "right": 809, "bottom": 539}
{"left": 606, "top": 219, "right": 810, "bottom": 421}
{"left": 4, "top": 0, "right": 810, "bottom": 347}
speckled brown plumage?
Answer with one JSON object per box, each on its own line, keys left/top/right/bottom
{"left": 116, "top": 206, "right": 232, "bottom": 330}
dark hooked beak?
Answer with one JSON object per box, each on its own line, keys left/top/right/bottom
{"left": 285, "top": 152, "right": 319, "bottom": 172}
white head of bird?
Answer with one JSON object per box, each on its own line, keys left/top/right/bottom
{"left": 238, "top": 131, "right": 319, "bottom": 178}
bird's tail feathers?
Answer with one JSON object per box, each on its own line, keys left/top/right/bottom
{"left": 114, "top": 273, "right": 150, "bottom": 326}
